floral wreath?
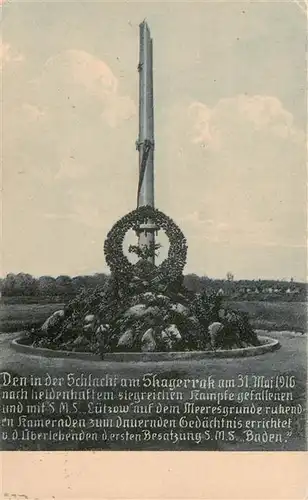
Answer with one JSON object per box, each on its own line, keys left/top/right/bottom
{"left": 104, "top": 205, "right": 187, "bottom": 284}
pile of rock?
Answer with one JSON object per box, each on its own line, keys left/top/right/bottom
{"left": 33, "top": 280, "right": 259, "bottom": 354}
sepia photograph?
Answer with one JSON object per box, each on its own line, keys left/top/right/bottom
{"left": 0, "top": 0, "right": 307, "bottom": 453}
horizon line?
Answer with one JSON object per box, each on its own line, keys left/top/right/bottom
{"left": 0, "top": 271, "right": 306, "bottom": 284}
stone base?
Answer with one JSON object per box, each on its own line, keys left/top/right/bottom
{"left": 11, "top": 333, "right": 280, "bottom": 362}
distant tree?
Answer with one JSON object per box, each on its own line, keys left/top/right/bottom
{"left": 38, "top": 276, "right": 56, "bottom": 296}
{"left": 1, "top": 273, "right": 37, "bottom": 296}
{"left": 1, "top": 274, "right": 15, "bottom": 296}
{"left": 226, "top": 272, "right": 234, "bottom": 282}
{"left": 184, "top": 274, "right": 203, "bottom": 293}
{"left": 71, "top": 276, "right": 88, "bottom": 292}
{"left": 55, "top": 275, "right": 73, "bottom": 296}
{"left": 83, "top": 275, "right": 101, "bottom": 288}
{"left": 93, "top": 273, "right": 108, "bottom": 287}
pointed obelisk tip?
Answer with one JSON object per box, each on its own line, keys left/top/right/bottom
{"left": 139, "top": 18, "right": 150, "bottom": 31}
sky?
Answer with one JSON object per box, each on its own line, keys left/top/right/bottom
{"left": 1, "top": 0, "right": 307, "bottom": 281}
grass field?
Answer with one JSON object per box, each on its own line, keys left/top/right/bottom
{"left": 0, "top": 299, "right": 306, "bottom": 333}
{"left": 228, "top": 300, "right": 307, "bottom": 333}
{"left": 0, "top": 302, "right": 64, "bottom": 332}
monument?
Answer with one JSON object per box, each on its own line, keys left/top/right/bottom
{"left": 32, "top": 21, "right": 260, "bottom": 355}
{"left": 136, "top": 21, "right": 156, "bottom": 262}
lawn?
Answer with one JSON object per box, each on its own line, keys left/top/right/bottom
{"left": 0, "top": 303, "right": 64, "bottom": 332}
{"left": 228, "top": 300, "right": 307, "bottom": 333}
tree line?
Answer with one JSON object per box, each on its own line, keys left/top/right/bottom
{"left": 0, "top": 273, "right": 108, "bottom": 297}
{"left": 0, "top": 272, "right": 306, "bottom": 300}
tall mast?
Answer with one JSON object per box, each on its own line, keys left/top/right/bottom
{"left": 136, "top": 20, "right": 156, "bottom": 264}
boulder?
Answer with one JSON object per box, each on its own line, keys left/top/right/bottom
{"left": 96, "top": 324, "right": 110, "bottom": 335}
{"left": 117, "top": 329, "right": 134, "bottom": 349}
{"left": 83, "top": 323, "right": 94, "bottom": 335}
{"left": 141, "top": 328, "right": 156, "bottom": 352}
{"left": 96, "top": 324, "right": 110, "bottom": 352}
{"left": 41, "top": 310, "right": 65, "bottom": 335}
{"left": 124, "top": 304, "right": 160, "bottom": 319}
{"left": 144, "top": 306, "right": 160, "bottom": 316}
{"left": 142, "top": 292, "right": 156, "bottom": 301}
{"left": 124, "top": 304, "right": 147, "bottom": 318}
{"left": 157, "top": 294, "right": 170, "bottom": 301}
{"left": 132, "top": 276, "right": 142, "bottom": 283}
{"left": 73, "top": 335, "right": 88, "bottom": 346}
{"left": 218, "top": 309, "right": 226, "bottom": 320}
{"left": 84, "top": 314, "right": 95, "bottom": 323}
{"left": 161, "top": 330, "right": 171, "bottom": 349}
{"left": 187, "top": 315, "right": 200, "bottom": 327}
{"left": 171, "top": 303, "right": 190, "bottom": 315}
{"left": 165, "top": 324, "right": 182, "bottom": 340}
{"left": 161, "top": 324, "right": 181, "bottom": 349}
{"left": 225, "top": 311, "right": 237, "bottom": 323}
{"left": 208, "top": 322, "right": 224, "bottom": 349}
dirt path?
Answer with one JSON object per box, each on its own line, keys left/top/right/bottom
{"left": 0, "top": 331, "right": 306, "bottom": 377}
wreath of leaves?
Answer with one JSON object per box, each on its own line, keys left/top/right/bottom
{"left": 104, "top": 205, "right": 187, "bottom": 285}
